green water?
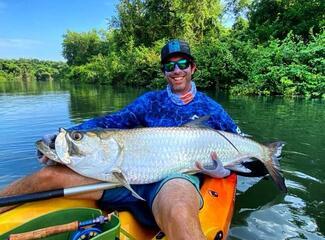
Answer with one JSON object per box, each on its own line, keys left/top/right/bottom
{"left": 0, "top": 81, "right": 324, "bottom": 239}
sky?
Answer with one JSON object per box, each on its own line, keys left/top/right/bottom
{"left": 0, "top": 0, "right": 120, "bottom": 61}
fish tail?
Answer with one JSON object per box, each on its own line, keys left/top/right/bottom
{"left": 264, "top": 141, "right": 287, "bottom": 192}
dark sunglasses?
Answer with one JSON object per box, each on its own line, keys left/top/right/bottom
{"left": 163, "top": 59, "right": 191, "bottom": 72}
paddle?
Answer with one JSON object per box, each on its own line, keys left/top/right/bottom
{"left": 0, "top": 182, "right": 120, "bottom": 207}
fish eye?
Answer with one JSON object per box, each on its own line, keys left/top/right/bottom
{"left": 71, "top": 131, "right": 83, "bottom": 141}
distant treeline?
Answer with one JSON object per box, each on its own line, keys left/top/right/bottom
{"left": 0, "top": 59, "right": 67, "bottom": 82}
{"left": 1, "top": 0, "right": 324, "bottom": 97}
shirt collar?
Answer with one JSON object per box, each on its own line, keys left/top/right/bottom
{"left": 167, "top": 81, "right": 197, "bottom": 105}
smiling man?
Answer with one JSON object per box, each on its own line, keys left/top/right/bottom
{"left": 0, "top": 39, "right": 241, "bottom": 239}
{"left": 161, "top": 40, "right": 196, "bottom": 97}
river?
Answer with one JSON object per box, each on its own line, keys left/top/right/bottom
{"left": 0, "top": 80, "right": 324, "bottom": 239}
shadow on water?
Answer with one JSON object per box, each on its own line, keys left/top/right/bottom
{"left": 0, "top": 81, "right": 324, "bottom": 239}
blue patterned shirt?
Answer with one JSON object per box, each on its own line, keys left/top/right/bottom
{"left": 71, "top": 89, "right": 239, "bottom": 134}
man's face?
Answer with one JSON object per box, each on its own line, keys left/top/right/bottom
{"left": 163, "top": 55, "right": 196, "bottom": 95}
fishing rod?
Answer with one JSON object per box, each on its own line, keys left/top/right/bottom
{"left": 7, "top": 213, "right": 114, "bottom": 240}
{"left": 0, "top": 182, "right": 120, "bottom": 207}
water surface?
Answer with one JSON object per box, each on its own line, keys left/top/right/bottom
{"left": 0, "top": 81, "right": 324, "bottom": 239}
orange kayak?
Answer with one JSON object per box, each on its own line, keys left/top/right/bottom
{"left": 0, "top": 174, "right": 237, "bottom": 239}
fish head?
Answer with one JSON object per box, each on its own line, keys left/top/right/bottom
{"left": 54, "top": 128, "right": 102, "bottom": 165}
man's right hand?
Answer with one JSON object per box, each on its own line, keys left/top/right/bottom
{"left": 37, "top": 132, "right": 58, "bottom": 166}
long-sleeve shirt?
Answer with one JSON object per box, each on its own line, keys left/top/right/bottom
{"left": 70, "top": 89, "right": 240, "bottom": 134}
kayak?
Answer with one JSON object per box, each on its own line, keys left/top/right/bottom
{"left": 0, "top": 174, "right": 237, "bottom": 240}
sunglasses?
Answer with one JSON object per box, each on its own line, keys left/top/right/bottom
{"left": 163, "top": 59, "right": 191, "bottom": 72}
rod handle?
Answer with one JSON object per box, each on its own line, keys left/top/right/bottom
{"left": 8, "top": 221, "right": 78, "bottom": 240}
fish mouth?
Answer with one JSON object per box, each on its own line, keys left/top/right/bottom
{"left": 35, "top": 139, "right": 60, "bottom": 162}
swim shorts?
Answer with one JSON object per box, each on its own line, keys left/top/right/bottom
{"left": 98, "top": 173, "right": 203, "bottom": 227}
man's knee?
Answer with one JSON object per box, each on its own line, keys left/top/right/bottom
{"left": 152, "top": 178, "right": 201, "bottom": 220}
{"left": 152, "top": 179, "right": 205, "bottom": 239}
{"left": 156, "top": 178, "right": 201, "bottom": 204}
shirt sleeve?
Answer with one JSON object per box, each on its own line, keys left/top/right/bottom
{"left": 69, "top": 93, "right": 149, "bottom": 131}
{"left": 205, "top": 97, "right": 241, "bottom": 134}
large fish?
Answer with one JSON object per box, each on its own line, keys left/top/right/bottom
{"left": 36, "top": 119, "right": 287, "bottom": 199}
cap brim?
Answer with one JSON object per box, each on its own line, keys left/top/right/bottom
{"left": 161, "top": 52, "right": 195, "bottom": 64}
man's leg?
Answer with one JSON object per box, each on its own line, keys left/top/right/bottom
{"left": 152, "top": 178, "right": 206, "bottom": 240}
{"left": 0, "top": 165, "right": 103, "bottom": 213}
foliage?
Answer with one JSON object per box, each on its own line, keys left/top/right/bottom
{"left": 0, "top": 59, "right": 67, "bottom": 82}
{"left": 110, "top": 0, "right": 224, "bottom": 46}
{"left": 230, "top": 32, "right": 325, "bottom": 97}
{"left": 193, "top": 37, "right": 244, "bottom": 89}
{"left": 2, "top": 0, "right": 324, "bottom": 98}
{"left": 62, "top": 30, "right": 109, "bottom": 66}
{"left": 248, "top": 0, "right": 325, "bottom": 42}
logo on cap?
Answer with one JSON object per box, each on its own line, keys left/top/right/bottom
{"left": 168, "top": 41, "right": 181, "bottom": 52}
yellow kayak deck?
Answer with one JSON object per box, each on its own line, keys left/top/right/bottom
{"left": 0, "top": 174, "right": 237, "bottom": 239}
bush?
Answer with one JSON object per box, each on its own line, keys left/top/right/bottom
{"left": 230, "top": 31, "right": 325, "bottom": 97}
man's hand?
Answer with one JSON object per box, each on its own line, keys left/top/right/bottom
{"left": 37, "top": 132, "right": 58, "bottom": 166}
{"left": 195, "top": 152, "right": 230, "bottom": 178}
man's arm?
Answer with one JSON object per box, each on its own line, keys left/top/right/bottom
{"left": 205, "top": 97, "right": 241, "bottom": 134}
{"left": 69, "top": 93, "right": 149, "bottom": 131}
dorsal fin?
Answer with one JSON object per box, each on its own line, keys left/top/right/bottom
{"left": 182, "top": 116, "right": 241, "bottom": 153}
{"left": 182, "top": 116, "right": 210, "bottom": 128}
{"left": 215, "top": 130, "right": 240, "bottom": 153}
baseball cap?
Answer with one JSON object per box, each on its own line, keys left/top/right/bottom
{"left": 161, "top": 39, "right": 195, "bottom": 63}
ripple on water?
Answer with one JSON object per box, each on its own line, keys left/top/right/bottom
{"left": 285, "top": 179, "right": 307, "bottom": 192}
{"left": 229, "top": 198, "right": 322, "bottom": 240}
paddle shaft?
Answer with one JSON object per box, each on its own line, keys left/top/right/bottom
{"left": 0, "top": 182, "right": 120, "bottom": 207}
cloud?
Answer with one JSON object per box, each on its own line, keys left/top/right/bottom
{"left": 0, "top": 38, "right": 43, "bottom": 49}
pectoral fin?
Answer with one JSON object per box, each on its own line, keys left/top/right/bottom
{"left": 112, "top": 168, "right": 146, "bottom": 201}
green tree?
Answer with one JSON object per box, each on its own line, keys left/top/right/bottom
{"left": 110, "top": 0, "right": 224, "bottom": 46}
{"left": 248, "top": 0, "right": 324, "bottom": 42}
{"left": 62, "top": 30, "right": 108, "bottom": 66}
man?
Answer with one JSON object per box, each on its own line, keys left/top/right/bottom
{"left": 0, "top": 39, "right": 240, "bottom": 239}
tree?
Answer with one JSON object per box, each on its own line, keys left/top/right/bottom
{"left": 248, "top": 0, "right": 324, "bottom": 42}
{"left": 110, "top": 0, "right": 224, "bottom": 47}
{"left": 62, "top": 30, "right": 107, "bottom": 66}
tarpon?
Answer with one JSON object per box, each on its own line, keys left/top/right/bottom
{"left": 36, "top": 119, "right": 287, "bottom": 199}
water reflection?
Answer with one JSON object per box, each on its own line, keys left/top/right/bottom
{"left": 0, "top": 81, "right": 324, "bottom": 239}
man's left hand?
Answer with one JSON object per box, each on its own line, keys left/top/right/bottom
{"left": 195, "top": 152, "right": 230, "bottom": 178}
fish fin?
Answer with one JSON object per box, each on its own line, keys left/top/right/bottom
{"left": 226, "top": 163, "right": 252, "bottom": 173}
{"left": 225, "top": 154, "right": 259, "bottom": 173}
{"left": 215, "top": 130, "right": 240, "bottom": 153}
{"left": 231, "top": 154, "right": 256, "bottom": 163}
{"left": 183, "top": 116, "right": 241, "bottom": 154}
{"left": 112, "top": 168, "right": 146, "bottom": 201}
{"left": 263, "top": 141, "right": 287, "bottom": 192}
{"left": 182, "top": 116, "right": 210, "bottom": 128}
{"left": 239, "top": 160, "right": 269, "bottom": 177}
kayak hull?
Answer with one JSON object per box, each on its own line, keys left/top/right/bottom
{"left": 0, "top": 174, "right": 237, "bottom": 239}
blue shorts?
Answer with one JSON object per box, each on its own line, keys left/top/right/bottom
{"left": 98, "top": 173, "right": 203, "bottom": 227}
